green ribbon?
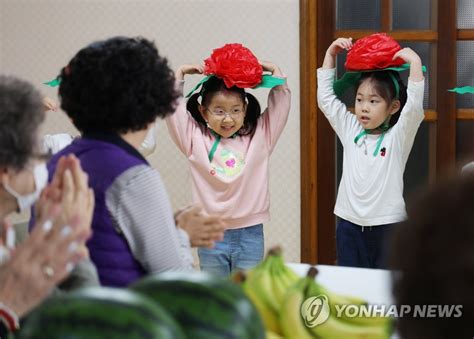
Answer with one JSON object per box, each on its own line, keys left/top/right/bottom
{"left": 207, "top": 129, "right": 239, "bottom": 162}
{"left": 354, "top": 123, "right": 390, "bottom": 157}
{"left": 333, "top": 63, "right": 427, "bottom": 98}
{"left": 185, "top": 75, "right": 212, "bottom": 99}
{"left": 208, "top": 134, "right": 221, "bottom": 162}
{"left": 387, "top": 72, "right": 400, "bottom": 99}
{"left": 43, "top": 77, "right": 61, "bottom": 87}
{"left": 448, "top": 86, "right": 474, "bottom": 95}
{"left": 185, "top": 74, "right": 286, "bottom": 99}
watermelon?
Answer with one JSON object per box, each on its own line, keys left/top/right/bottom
{"left": 16, "top": 287, "right": 185, "bottom": 339}
{"left": 130, "top": 271, "right": 265, "bottom": 339}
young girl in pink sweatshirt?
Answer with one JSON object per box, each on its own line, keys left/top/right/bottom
{"left": 166, "top": 44, "right": 291, "bottom": 276}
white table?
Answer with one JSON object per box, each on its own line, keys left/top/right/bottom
{"left": 286, "top": 263, "right": 399, "bottom": 338}
{"left": 286, "top": 263, "right": 394, "bottom": 305}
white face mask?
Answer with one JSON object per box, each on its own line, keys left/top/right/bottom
{"left": 3, "top": 163, "right": 48, "bottom": 212}
{"left": 138, "top": 122, "right": 157, "bottom": 157}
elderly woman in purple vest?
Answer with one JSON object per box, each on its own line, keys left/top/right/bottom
{"left": 47, "top": 36, "right": 225, "bottom": 287}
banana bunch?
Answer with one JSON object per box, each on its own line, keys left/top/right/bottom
{"left": 233, "top": 248, "right": 391, "bottom": 338}
{"left": 280, "top": 267, "right": 392, "bottom": 339}
{"left": 233, "top": 246, "right": 300, "bottom": 336}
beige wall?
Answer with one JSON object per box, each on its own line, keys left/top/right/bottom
{"left": 0, "top": 0, "right": 301, "bottom": 262}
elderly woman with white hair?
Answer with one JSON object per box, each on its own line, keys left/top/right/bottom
{"left": 0, "top": 75, "right": 95, "bottom": 336}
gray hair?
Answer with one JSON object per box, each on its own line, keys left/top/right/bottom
{"left": 0, "top": 75, "right": 45, "bottom": 170}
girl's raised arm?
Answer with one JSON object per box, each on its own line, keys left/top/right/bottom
{"left": 322, "top": 38, "right": 353, "bottom": 69}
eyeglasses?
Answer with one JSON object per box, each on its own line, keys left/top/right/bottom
{"left": 206, "top": 108, "right": 244, "bottom": 119}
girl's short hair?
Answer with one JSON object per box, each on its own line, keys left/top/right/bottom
{"left": 59, "top": 36, "right": 180, "bottom": 134}
{"left": 186, "top": 76, "right": 261, "bottom": 136}
{"left": 0, "top": 75, "right": 44, "bottom": 171}
{"left": 357, "top": 71, "right": 408, "bottom": 127}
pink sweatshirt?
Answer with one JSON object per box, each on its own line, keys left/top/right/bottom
{"left": 166, "top": 79, "right": 291, "bottom": 229}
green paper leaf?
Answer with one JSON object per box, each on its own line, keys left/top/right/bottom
{"left": 371, "top": 63, "right": 427, "bottom": 72}
{"left": 448, "top": 86, "right": 474, "bottom": 95}
{"left": 253, "top": 75, "right": 286, "bottom": 89}
{"left": 333, "top": 72, "right": 362, "bottom": 98}
{"left": 43, "top": 78, "right": 61, "bottom": 87}
{"left": 184, "top": 74, "right": 285, "bottom": 99}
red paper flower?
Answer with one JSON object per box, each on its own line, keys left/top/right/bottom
{"left": 345, "top": 33, "right": 405, "bottom": 71}
{"left": 204, "top": 43, "right": 263, "bottom": 89}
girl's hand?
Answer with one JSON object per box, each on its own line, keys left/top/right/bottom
{"left": 393, "top": 48, "right": 423, "bottom": 82}
{"left": 260, "top": 61, "right": 282, "bottom": 76}
{"left": 392, "top": 47, "right": 421, "bottom": 65}
{"left": 327, "top": 38, "right": 353, "bottom": 57}
{"left": 322, "top": 37, "right": 353, "bottom": 69}
{"left": 175, "top": 64, "right": 204, "bottom": 81}
{"left": 42, "top": 97, "right": 59, "bottom": 112}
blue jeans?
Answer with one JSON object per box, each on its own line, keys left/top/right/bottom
{"left": 198, "top": 224, "right": 264, "bottom": 277}
{"left": 336, "top": 218, "right": 395, "bottom": 269}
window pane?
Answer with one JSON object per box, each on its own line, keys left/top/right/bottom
{"left": 335, "top": 53, "right": 356, "bottom": 108}
{"left": 456, "top": 121, "right": 474, "bottom": 166}
{"left": 457, "top": 0, "right": 474, "bottom": 29}
{"left": 336, "top": 0, "right": 380, "bottom": 30}
{"left": 404, "top": 122, "right": 431, "bottom": 202}
{"left": 393, "top": 0, "right": 432, "bottom": 30}
{"left": 456, "top": 41, "right": 474, "bottom": 108}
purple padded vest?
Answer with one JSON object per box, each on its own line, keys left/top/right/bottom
{"left": 48, "top": 133, "right": 149, "bottom": 287}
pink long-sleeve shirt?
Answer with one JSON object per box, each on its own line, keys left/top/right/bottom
{"left": 166, "top": 79, "right": 291, "bottom": 229}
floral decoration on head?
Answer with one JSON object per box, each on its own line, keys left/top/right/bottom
{"left": 203, "top": 43, "right": 263, "bottom": 89}
{"left": 345, "top": 33, "right": 405, "bottom": 71}
{"left": 185, "top": 43, "right": 285, "bottom": 98}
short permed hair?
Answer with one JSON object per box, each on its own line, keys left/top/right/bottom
{"left": 59, "top": 36, "right": 179, "bottom": 134}
{"left": 0, "top": 75, "right": 44, "bottom": 170}
{"left": 390, "top": 174, "right": 474, "bottom": 339}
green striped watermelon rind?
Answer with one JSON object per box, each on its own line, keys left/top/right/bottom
{"left": 16, "top": 287, "right": 185, "bottom": 339}
{"left": 130, "top": 271, "right": 265, "bottom": 339}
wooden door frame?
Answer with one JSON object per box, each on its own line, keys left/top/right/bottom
{"left": 300, "top": 0, "right": 336, "bottom": 264}
{"left": 300, "top": 0, "right": 458, "bottom": 264}
{"left": 300, "top": 0, "right": 319, "bottom": 264}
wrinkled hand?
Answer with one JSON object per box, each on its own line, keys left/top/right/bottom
{"left": 39, "top": 155, "right": 94, "bottom": 232}
{"left": 175, "top": 205, "right": 225, "bottom": 249}
{"left": 36, "top": 155, "right": 94, "bottom": 257}
{"left": 0, "top": 204, "right": 91, "bottom": 317}
{"left": 42, "top": 97, "right": 59, "bottom": 112}
{"left": 175, "top": 64, "right": 204, "bottom": 81}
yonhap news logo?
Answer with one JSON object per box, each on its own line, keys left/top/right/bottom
{"left": 301, "top": 294, "right": 463, "bottom": 327}
{"left": 300, "top": 295, "right": 331, "bottom": 327}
